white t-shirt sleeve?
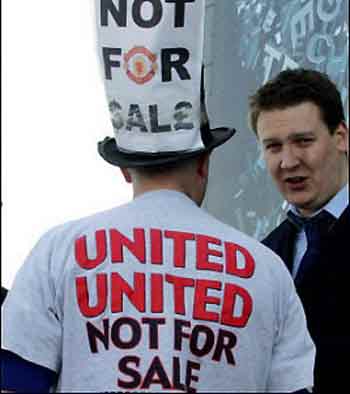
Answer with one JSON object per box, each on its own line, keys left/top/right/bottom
{"left": 267, "top": 270, "right": 315, "bottom": 392}
{"left": 2, "top": 229, "right": 62, "bottom": 373}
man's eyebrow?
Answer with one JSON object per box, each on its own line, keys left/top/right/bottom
{"left": 261, "top": 137, "right": 281, "bottom": 145}
{"left": 287, "top": 131, "right": 316, "bottom": 142}
{"left": 289, "top": 131, "right": 315, "bottom": 138}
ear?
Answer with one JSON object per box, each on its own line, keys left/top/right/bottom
{"left": 197, "top": 152, "right": 210, "bottom": 179}
{"left": 120, "top": 167, "right": 132, "bottom": 183}
{"left": 335, "top": 121, "right": 349, "bottom": 154}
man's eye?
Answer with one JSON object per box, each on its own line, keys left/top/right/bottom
{"left": 265, "top": 143, "right": 281, "bottom": 151}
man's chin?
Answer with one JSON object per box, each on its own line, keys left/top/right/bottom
{"left": 284, "top": 192, "right": 314, "bottom": 211}
{"left": 287, "top": 197, "right": 317, "bottom": 215}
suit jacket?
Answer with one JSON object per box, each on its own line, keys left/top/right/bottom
{"left": 263, "top": 206, "right": 349, "bottom": 393}
{"left": 1, "top": 286, "right": 8, "bottom": 306}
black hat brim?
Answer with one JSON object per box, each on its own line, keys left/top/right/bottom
{"left": 98, "top": 127, "right": 236, "bottom": 168}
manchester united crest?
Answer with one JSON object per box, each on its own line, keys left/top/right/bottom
{"left": 123, "top": 46, "right": 158, "bottom": 85}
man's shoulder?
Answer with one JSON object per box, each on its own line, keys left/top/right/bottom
{"left": 209, "top": 217, "right": 286, "bottom": 264}
{"left": 336, "top": 204, "right": 349, "bottom": 228}
{"left": 34, "top": 203, "right": 131, "bottom": 249}
{"left": 261, "top": 218, "right": 292, "bottom": 247}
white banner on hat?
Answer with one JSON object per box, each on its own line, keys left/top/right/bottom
{"left": 95, "top": 0, "right": 205, "bottom": 153}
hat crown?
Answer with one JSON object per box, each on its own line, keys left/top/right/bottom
{"left": 95, "top": 0, "right": 236, "bottom": 167}
{"left": 96, "top": 0, "right": 206, "bottom": 154}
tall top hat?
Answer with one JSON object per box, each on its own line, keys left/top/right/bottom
{"left": 95, "top": 0, "right": 235, "bottom": 167}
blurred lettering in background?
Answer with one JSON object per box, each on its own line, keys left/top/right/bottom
{"left": 204, "top": 0, "right": 348, "bottom": 239}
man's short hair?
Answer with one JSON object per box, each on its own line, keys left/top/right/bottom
{"left": 248, "top": 68, "right": 346, "bottom": 135}
{"left": 129, "top": 153, "right": 205, "bottom": 178}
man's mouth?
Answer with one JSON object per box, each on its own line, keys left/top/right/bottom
{"left": 285, "top": 176, "right": 307, "bottom": 184}
{"left": 284, "top": 176, "right": 309, "bottom": 190}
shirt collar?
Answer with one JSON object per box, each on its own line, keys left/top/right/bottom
{"left": 288, "top": 183, "right": 349, "bottom": 219}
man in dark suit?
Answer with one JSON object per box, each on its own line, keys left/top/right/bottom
{"left": 248, "top": 68, "right": 349, "bottom": 393}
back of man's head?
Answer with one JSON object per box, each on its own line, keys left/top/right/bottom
{"left": 121, "top": 151, "right": 211, "bottom": 206}
{"left": 120, "top": 107, "right": 214, "bottom": 204}
{"left": 249, "top": 68, "right": 346, "bottom": 135}
{"left": 128, "top": 154, "right": 202, "bottom": 179}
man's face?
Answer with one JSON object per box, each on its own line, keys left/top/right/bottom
{"left": 256, "top": 101, "right": 348, "bottom": 216}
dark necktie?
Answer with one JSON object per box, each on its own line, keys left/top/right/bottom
{"left": 287, "top": 210, "right": 336, "bottom": 285}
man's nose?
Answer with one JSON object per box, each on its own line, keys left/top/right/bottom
{"left": 280, "top": 146, "right": 300, "bottom": 169}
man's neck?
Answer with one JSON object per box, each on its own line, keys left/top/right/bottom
{"left": 291, "top": 183, "right": 349, "bottom": 219}
{"left": 133, "top": 184, "right": 184, "bottom": 198}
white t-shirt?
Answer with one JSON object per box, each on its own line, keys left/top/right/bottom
{"left": 2, "top": 190, "right": 315, "bottom": 392}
